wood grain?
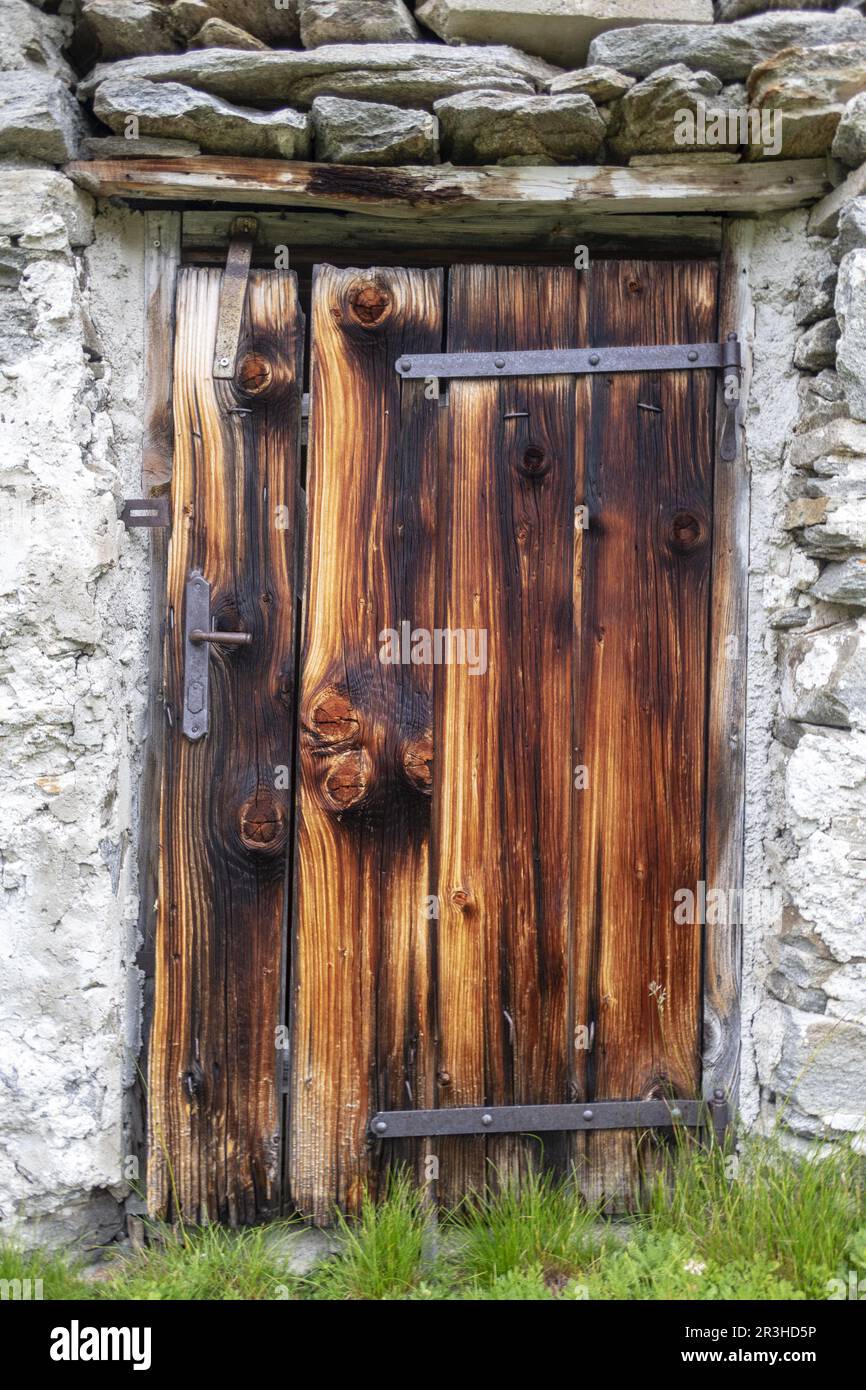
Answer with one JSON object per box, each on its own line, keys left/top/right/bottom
{"left": 434, "top": 266, "right": 582, "bottom": 1202}
{"left": 149, "top": 267, "right": 303, "bottom": 1223}
{"left": 288, "top": 265, "right": 442, "bottom": 1222}
{"left": 132, "top": 210, "right": 180, "bottom": 1180}
{"left": 572, "top": 259, "right": 718, "bottom": 1208}
{"left": 65, "top": 156, "right": 830, "bottom": 218}
{"left": 703, "top": 222, "right": 754, "bottom": 1116}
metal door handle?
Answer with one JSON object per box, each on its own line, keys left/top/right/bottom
{"left": 189, "top": 629, "right": 252, "bottom": 646}
{"left": 183, "top": 571, "right": 251, "bottom": 740}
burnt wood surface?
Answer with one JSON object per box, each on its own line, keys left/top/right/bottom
{"left": 149, "top": 267, "right": 303, "bottom": 1222}
{"left": 287, "top": 260, "right": 718, "bottom": 1219}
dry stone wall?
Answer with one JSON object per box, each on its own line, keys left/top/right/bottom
{"left": 1, "top": 0, "right": 865, "bottom": 1243}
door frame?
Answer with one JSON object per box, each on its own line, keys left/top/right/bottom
{"left": 130, "top": 214, "right": 751, "bottom": 1210}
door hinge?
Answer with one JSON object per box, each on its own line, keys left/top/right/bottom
{"left": 213, "top": 215, "right": 258, "bottom": 380}
{"left": 121, "top": 496, "right": 170, "bottom": 529}
{"left": 395, "top": 339, "right": 740, "bottom": 382}
{"left": 370, "top": 1092, "right": 730, "bottom": 1146}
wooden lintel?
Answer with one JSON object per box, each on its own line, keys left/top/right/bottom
{"left": 65, "top": 156, "right": 831, "bottom": 219}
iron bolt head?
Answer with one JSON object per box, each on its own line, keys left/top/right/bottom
{"left": 481, "top": 1113, "right": 493, "bottom": 1126}
{"left": 688, "top": 350, "right": 698, "bottom": 362}
{"left": 582, "top": 1108, "right": 594, "bottom": 1121}
{"left": 398, "top": 358, "right": 411, "bottom": 372}
{"left": 493, "top": 356, "right": 505, "bottom": 369}
{"left": 219, "top": 356, "right": 231, "bottom": 368}
{"left": 374, "top": 1120, "right": 387, "bottom": 1134}
{"left": 671, "top": 1107, "right": 682, "bottom": 1120}
{"left": 588, "top": 353, "right": 600, "bottom": 366}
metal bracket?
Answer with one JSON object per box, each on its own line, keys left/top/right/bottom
{"left": 395, "top": 339, "right": 739, "bottom": 382}
{"left": 182, "top": 571, "right": 252, "bottom": 741}
{"left": 370, "top": 1092, "right": 730, "bottom": 1146}
{"left": 212, "top": 215, "right": 258, "bottom": 380}
{"left": 719, "top": 331, "right": 742, "bottom": 464}
{"left": 121, "top": 497, "right": 169, "bottom": 529}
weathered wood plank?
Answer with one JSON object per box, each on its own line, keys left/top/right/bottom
{"left": 65, "top": 156, "right": 830, "bottom": 217}
{"left": 132, "top": 210, "right": 180, "bottom": 1180}
{"left": 433, "top": 266, "right": 581, "bottom": 1202}
{"left": 573, "top": 259, "right": 718, "bottom": 1208}
{"left": 182, "top": 209, "right": 724, "bottom": 256}
{"left": 289, "top": 265, "right": 442, "bottom": 1222}
{"left": 149, "top": 267, "right": 303, "bottom": 1223}
{"left": 703, "top": 220, "right": 754, "bottom": 1116}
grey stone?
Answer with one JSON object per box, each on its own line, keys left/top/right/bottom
{"left": 0, "top": 0, "right": 75, "bottom": 80}
{"left": 746, "top": 42, "right": 866, "bottom": 159}
{"left": 795, "top": 267, "right": 837, "bottom": 325}
{"left": 434, "top": 89, "right": 605, "bottom": 163}
{"left": 836, "top": 248, "right": 866, "bottom": 420}
{"left": 76, "top": 1, "right": 178, "bottom": 61}
{"left": 802, "top": 500, "right": 866, "bottom": 557}
{"left": 263, "top": 1225, "right": 339, "bottom": 1276}
{"left": 416, "top": 0, "right": 715, "bottom": 69}
{"left": 628, "top": 150, "right": 741, "bottom": 164}
{"left": 312, "top": 95, "right": 438, "bottom": 164}
{"left": 798, "top": 369, "right": 848, "bottom": 430}
{"left": 784, "top": 496, "right": 829, "bottom": 530}
{"left": 832, "top": 90, "right": 866, "bottom": 167}
{"left": 0, "top": 70, "right": 86, "bottom": 163}
{"left": 587, "top": 8, "right": 866, "bottom": 80}
{"left": 190, "top": 19, "right": 269, "bottom": 51}
{"left": 0, "top": 168, "right": 94, "bottom": 247}
{"left": 83, "top": 134, "right": 202, "bottom": 157}
{"left": 793, "top": 317, "right": 840, "bottom": 372}
{"left": 605, "top": 64, "right": 726, "bottom": 159}
{"left": 79, "top": 44, "right": 559, "bottom": 108}
{"left": 834, "top": 196, "right": 866, "bottom": 261}
{"left": 782, "top": 619, "right": 866, "bottom": 729}
{"left": 546, "top": 65, "right": 635, "bottom": 102}
{"left": 716, "top": 1, "right": 838, "bottom": 19}
{"left": 300, "top": 0, "right": 420, "bottom": 48}
{"left": 93, "top": 77, "right": 310, "bottom": 158}
{"left": 167, "top": 1, "right": 213, "bottom": 40}
{"left": 183, "top": 2, "right": 301, "bottom": 46}
{"left": 789, "top": 417, "right": 866, "bottom": 471}
{"left": 812, "top": 554, "right": 866, "bottom": 605}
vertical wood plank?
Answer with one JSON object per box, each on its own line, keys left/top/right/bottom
{"left": 434, "top": 266, "right": 580, "bottom": 1203}
{"left": 573, "top": 259, "right": 718, "bottom": 1208}
{"left": 703, "top": 221, "right": 753, "bottom": 1116}
{"left": 149, "top": 267, "right": 303, "bottom": 1223}
{"left": 289, "top": 266, "right": 443, "bottom": 1222}
{"left": 134, "top": 210, "right": 180, "bottom": 1177}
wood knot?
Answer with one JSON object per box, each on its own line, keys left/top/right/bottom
{"left": 309, "top": 689, "right": 361, "bottom": 747}
{"left": 239, "top": 789, "right": 287, "bottom": 856}
{"left": 668, "top": 509, "right": 705, "bottom": 553}
{"left": 347, "top": 281, "right": 392, "bottom": 328}
{"left": 519, "top": 444, "right": 549, "bottom": 478}
{"left": 400, "top": 733, "right": 433, "bottom": 796}
{"left": 437, "top": 1071, "right": 452, "bottom": 1088}
{"left": 236, "top": 351, "right": 274, "bottom": 397}
{"left": 322, "top": 747, "right": 373, "bottom": 812}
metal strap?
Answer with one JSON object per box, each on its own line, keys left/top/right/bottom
{"left": 121, "top": 497, "right": 170, "bottom": 529}
{"left": 212, "top": 215, "right": 258, "bottom": 380}
{"left": 370, "top": 1094, "right": 729, "bottom": 1141}
{"left": 395, "top": 339, "right": 738, "bottom": 381}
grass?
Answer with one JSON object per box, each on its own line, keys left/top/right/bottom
{"left": 2, "top": 1136, "right": 864, "bottom": 1302}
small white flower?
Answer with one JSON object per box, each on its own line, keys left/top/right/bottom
{"left": 684, "top": 1259, "right": 707, "bottom": 1276}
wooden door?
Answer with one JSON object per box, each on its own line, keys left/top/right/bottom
{"left": 148, "top": 267, "right": 303, "bottom": 1223}
{"left": 288, "top": 259, "right": 718, "bottom": 1220}
{"left": 148, "top": 254, "right": 723, "bottom": 1223}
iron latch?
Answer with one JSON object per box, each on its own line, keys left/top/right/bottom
{"left": 183, "top": 570, "right": 251, "bottom": 741}
{"left": 121, "top": 497, "right": 170, "bottom": 529}
{"left": 213, "top": 215, "right": 258, "bottom": 380}
{"left": 370, "top": 1092, "right": 730, "bottom": 1147}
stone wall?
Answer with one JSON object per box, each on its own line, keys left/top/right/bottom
{"left": 1, "top": 0, "right": 865, "bottom": 1243}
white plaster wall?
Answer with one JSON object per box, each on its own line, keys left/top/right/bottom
{"left": 0, "top": 172, "right": 148, "bottom": 1248}
{"left": 741, "top": 211, "right": 866, "bottom": 1145}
